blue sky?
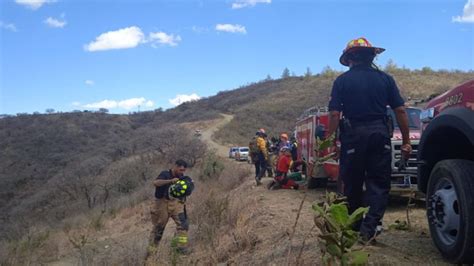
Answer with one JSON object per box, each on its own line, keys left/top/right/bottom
{"left": 1, "top": 0, "right": 473, "bottom": 114}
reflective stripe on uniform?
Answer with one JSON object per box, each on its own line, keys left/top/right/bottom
{"left": 177, "top": 236, "right": 188, "bottom": 244}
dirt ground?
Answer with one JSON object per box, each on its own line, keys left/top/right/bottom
{"left": 49, "top": 114, "right": 451, "bottom": 265}
{"left": 180, "top": 114, "right": 449, "bottom": 265}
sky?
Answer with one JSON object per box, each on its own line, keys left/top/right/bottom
{"left": 0, "top": 0, "right": 473, "bottom": 114}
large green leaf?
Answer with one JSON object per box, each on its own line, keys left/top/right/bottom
{"left": 319, "top": 233, "right": 340, "bottom": 245}
{"left": 347, "top": 207, "right": 369, "bottom": 227}
{"left": 322, "top": 253, "right": 333, "bottom": 266}
{"left": 341, "top": 254, "right": 349, "bottom": 266}
{"left": 317, "top": 133, "right": 335, "bottom": 151}
{"left": 349, "top": 250, "right": 369, "bottom": 266}
{"left": 329, "top": 203, "right": 349, "bottom": 227}
{"left": 312, "top": 202, "right": 325, "bottom": 215}
{"left": 318, "top": 138, "right": 334, "bottom": 151}
{"left": 342, "top": 230, "right": 358, "bottom": 248}
{"left": 327, "top": 243, "right": 342, "bottom": 258}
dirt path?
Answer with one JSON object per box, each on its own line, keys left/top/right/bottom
{"left": 200, "top": 113, "right": 234, "bottom": 158}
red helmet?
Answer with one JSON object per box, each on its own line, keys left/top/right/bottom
{"left": 339, "top": 37, "right": 385, "bottom": 66}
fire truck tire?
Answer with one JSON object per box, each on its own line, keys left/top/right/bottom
{"left": 426, "top": 159, "right": 474, "bottom": 264}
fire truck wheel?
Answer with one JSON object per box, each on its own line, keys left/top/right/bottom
{"left": 426, "top": 159, "right": 474, "bottom": 264}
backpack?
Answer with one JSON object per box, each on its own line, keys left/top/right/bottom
{"left": 249, "top": 138, "right": 259, "bottom": 159}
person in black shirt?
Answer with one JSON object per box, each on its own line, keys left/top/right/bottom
{"left": 149, "top": 159, "right": 190, "bottom": 254}
{"left": 327, "top": 37, "right": 412, "bottom": 243}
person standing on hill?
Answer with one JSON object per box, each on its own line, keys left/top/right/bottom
{"left": 255, "top": 128, "right": 269, "bottom": 185}
{"left": 149, "top": 159, "right": 193, "bottom": 255}
{"left": 327, "top": 37, "right": 412, "bottom": 244}
{"left": 249, "top": 134, "right": 260, "bottom": 179}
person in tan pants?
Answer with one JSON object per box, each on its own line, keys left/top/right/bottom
{"left": 150, "top": 160, "right": 189, "bottom": 253}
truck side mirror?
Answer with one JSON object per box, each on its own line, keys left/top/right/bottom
{"left": 420, "top": 107, "right": 435, "bottom": 123}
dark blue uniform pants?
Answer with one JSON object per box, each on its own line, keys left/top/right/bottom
{"left": 257, "top": 152, "right": 267, "bottom": 180}
{"left": 340, "top": 121, "right": 392, "bottom": 238}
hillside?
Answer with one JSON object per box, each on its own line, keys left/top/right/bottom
{"left": 140, "top": 67, "right": 473, "bottom": 146}
{"left": 1, "top": 67, "right": 472, "bottom": 264}
{"left": 0, "top": 111, "right": 207, "bottom": 258}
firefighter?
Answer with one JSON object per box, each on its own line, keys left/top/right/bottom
{"left": 249, "top": 133, "right": 260, "bottom": 178}
{"left": 149, "top": 160, "right": 194, "bottom": 254}
{"left": 326, "top": 37, "right": 412, "bottom": 243}
{"left": 256, "top": 128, "right": 269, "bottom": 185}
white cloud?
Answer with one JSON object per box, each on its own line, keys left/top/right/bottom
{"left": 149, "top": 31, "right": 182, "bottom": 47}
{"left": 453, "top": 0, "right": 474, "bottom": 23}
{"left": 191, "top": 26, "right": 209, "bottom": 34}
{"left": 83, "top": 97, "right": 154, "bottom": 110}
{"left": 84, "top": 26, "right": 145, "bottom": 52}
{"left": 232, "top": 0, "right": 271, "bottom": 9}
{"left": 72, "top": 101, "right": 81, "bottom": 107}
{"left": 215, "top": 24, "right": 247, "bottom": 34}
{"left": 44, "top": 17, "right": 67, "bottom": 28}
{"left": 15, "top": 0, "right": 55, "bottom": 10}
{"left": 0, "top": 21, "right": 18, "bottom": 32}
{"left": 145, "top": 100, "right": 154, "bottom": 107}
{"left": 169, "top": 93, "right": 201, "bottom": 106}
{"left": 85, "top": 80, "right": 95, "bottom": 86}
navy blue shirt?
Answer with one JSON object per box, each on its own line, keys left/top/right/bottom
{"left": 328, "top": 65, "right": 404, "bottom": 121}
{"left": 155, "top": 169, "right": 176, "bottom": 199}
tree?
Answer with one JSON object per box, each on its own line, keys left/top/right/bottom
{"left": 98, "top": 108, "right": 109, "bottom": 113}
{"left": 321, "top": 66, "right": 337, "bottom": 77}
{"left": 281, "top": 67, "right": 290, "bottom": 79}
{"left": 384, "top": 59, "right": 398, "bottom": 72}
{"left": 305, "top": 67, "right": 312, "bottom": 78}
{"left": 421, "top": 66, "right": 433, "bottom": 74}
{"left": 265, "top": 74, "right": 272, "bottom": 81}
{"left": 45, "top": 108, "right": 55, "bottom": 114}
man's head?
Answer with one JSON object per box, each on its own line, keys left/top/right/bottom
{"left": 173, "top": 159, "right": 188, "bottom": 176}
{"left": 280, "top": 133, "right": 288, "bottom": 141}
{"left": 339, "top": 37, "right": 385, "bottom": 67}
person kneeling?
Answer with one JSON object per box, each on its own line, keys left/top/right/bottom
{"left": 267, "top": 147, "right": 300, "bottom": 190}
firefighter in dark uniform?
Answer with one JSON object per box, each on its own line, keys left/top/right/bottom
{"left": 327, "top": 37, "right": 412, "bottom": 243}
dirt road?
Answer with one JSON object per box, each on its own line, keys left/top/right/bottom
{"left": 200, "top": 113, "right": 234, "bottom": 158}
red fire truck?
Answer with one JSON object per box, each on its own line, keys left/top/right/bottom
{"left": 295, "top": 106, "right": 422, "bottom": 189}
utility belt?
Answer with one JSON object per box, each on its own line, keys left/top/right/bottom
{"left": 340, "top": 116, "right": 394, "bottom": 137}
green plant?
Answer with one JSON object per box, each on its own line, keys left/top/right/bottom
{"left": 388, "top": 220, "right": 409, "bottom": 231}
{"left": 312, "top": 192, "right": 369, "bottom": 266}
{"left": 314, "top": 133, "right": 336, "bottom": 165}
{"left": 200, "top": 151, "right": 225, "bottom": 180}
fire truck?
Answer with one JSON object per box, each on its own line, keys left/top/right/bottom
{"left": 295, "top": 106, "right": 422, "bottom": 190}
{"left": 417, "top": 79, "right": 474, "bottom": 263}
